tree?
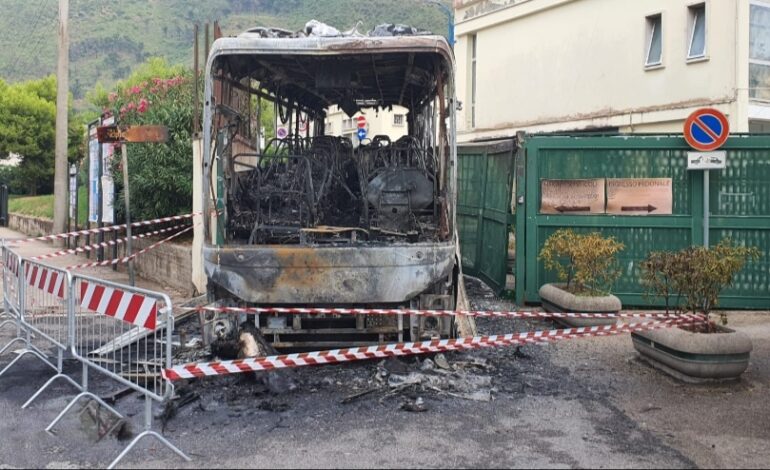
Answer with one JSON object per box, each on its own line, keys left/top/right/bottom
{"left": 0, "top": 76, "right": 84, "bottom": 195}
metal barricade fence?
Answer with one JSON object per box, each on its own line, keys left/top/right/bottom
{"left": 9, "top": 259, "right": 82, "bottom": 408}
{"left": 0, "top": 244, "right": 24, "bottom": 357}
{"left": 47, "top": 272, "right": 189, "bottom": 469}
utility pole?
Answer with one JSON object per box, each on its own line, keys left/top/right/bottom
{"left": 52, "top": 0, "right": 70, "bottom": 238}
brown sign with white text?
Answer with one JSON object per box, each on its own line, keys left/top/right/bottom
{"left": 606, "top": 178, "right": 673, "bottom": 215}
{"left": 540, "top": 179, "right": 606, "bottom": 214}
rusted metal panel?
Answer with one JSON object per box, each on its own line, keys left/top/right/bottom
{"left": 96, "top": 125, "right": 169, "bottom": 143}
{"left": 203, "top": 242, "right": 456, "bottom": 304}
{"left": 540, "top": 179, "right": 606, "bottom": 214}
{"left": 606, "top": 178, "right": 673, "bottom": 215}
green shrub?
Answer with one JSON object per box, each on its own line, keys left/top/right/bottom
{"left": 641, "top": 240, "right": 760, "bottom": 319}
{"left": 98, "top": 58, "right": 193, "bottom": 222}
{"left": 539, "top": 229, "right": 625, "bottom": 296}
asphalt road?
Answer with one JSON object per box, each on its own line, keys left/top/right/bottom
{"left": 0, "top": 231, "right": 766, "bottom": 469}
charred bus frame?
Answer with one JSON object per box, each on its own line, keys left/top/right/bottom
{"left": 201, "top": 32, "right": 459, "bottom": 348}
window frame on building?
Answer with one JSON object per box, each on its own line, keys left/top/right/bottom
{"left": 687, "top": 3, "right": 707, "bottom": 61}
{"left": 645, "top": 13, "right": 664, "bottom": 69}
{"left": 470, "top": 33, "right": 478, "bottom": 128}
{"left": 750, "top": 0, "right": 770, "bottom": 102}
{"left": 393, "top": 114, "right": 405, "bottom": 127}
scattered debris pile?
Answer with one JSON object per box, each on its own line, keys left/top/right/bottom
{"left": 243, "top": 20, "right": 432, "bottom": 39}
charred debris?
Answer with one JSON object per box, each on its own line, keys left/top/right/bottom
{"left": 209, "top": 25, "right": 453, "bottom": 247}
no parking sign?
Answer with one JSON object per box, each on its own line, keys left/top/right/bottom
{"left": 684, "top": 108, "right": 729, "bottom": 152}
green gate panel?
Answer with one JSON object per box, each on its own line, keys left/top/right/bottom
{"left": 517, "top": 134, "right": 770, "bottom": 309}
{"left": 457, "top": 140, "right": 515, "bottom": 293}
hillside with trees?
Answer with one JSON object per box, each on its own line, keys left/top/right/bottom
{"left": 0, "top": 0, "right": 451, "bottom": 103}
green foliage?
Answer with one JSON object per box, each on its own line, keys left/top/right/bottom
{"left": 102, "top": 58, "right": 193, "bottom": 221}
{"left": 8, "top": 194, "right": 54, "bottom": 219}
{"left": 0, "top": 0, "right": 451, "bottom": 108}
{"left": 6, "top": 185, "right": 88, "bottom": 225}
{"left": 641, "top": 240, "right": 761, "bottom": 318}
{"left": 539, "top": 229, "right": 625, "bottom": 296}
{"left": 0, "top": 76, "right": 86, "bottom": 195}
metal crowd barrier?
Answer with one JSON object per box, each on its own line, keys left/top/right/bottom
{"left": 15, "top": 259, "right": 82, "bottom": 408}
{"left": 46, "top": 272, "right": 189, "bottom": 469}
{"left": 0, "top": 241, "right": 189, "bottom": 468}
{"left": 0, "top": 244, "right": 25, "bottom": 356}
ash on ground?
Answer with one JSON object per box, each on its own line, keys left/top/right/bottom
{"left": 163, "top": 278, "right": 565, "bottom": 424}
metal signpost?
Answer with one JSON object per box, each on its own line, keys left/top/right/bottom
{"left": 68, "top": 164, "right": 78, "bottom": 237}
{"left": 683, "top": 108, "right": 730, "bottom": 247}
{"left": 96, "top": 125, "right": 169, "bottom": 286}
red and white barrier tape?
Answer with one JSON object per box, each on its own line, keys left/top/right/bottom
{"left": 66, "top": 225, "right": 194, "bottom": 270}
{"left": 163, "top": 316, "right": 704, "bottom": 381}
{"left": 79, "top": 281, "right": 158, "bottom": 330}
{"left": 30, "top": 224, "right": 188, "bottom": 262}
{"left": 11, "top": 210, "right": 214, "bottom": 245}
{"left": 194, "top": 305, "right": 687, "bottom": 321}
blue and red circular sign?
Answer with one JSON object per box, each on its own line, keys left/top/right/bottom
{"left": 684, "top": 108, "right": 730, "bottom": 152}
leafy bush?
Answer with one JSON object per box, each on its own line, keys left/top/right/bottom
{"left": 539, "top": 229, "right": 625, "bottom": 296}
{"left": 97, "top": 58, "right": 193, "bottom": 221}
{"left": 641, "top": 240, "right": 760, "bottom": 320}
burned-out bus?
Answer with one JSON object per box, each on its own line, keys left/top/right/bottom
{"left": 201, "top": 27, "right": 459, "bottom": 348}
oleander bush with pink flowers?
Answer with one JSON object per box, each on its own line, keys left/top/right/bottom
{"left": 91, "top": 58, "right": 194, "bottom": 221}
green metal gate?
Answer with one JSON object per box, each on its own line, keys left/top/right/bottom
{"left": 514, "top": 134, "right": 770, "bottom": 309}
{"left": 457, "top": 140, "right": 516, "bottom": 293}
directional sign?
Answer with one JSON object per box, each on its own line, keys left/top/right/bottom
{"left": 97, "top": 125, "right": 169, "bottom": 144}
{"left": 357, "top": 127, "right": 368, "bottom": 141}
{"left": 606, "top": 178, "right": 673, "bottom": 215}
{"left": 540, "top": 179, "right": 605, "bottom": 214}
{"left": 356, "top": 116, "right": 367, "bottom": 129}
{"left": 684, "top": 108, "right": 729, "bottom": 152}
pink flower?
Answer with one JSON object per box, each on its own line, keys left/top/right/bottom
{"left": 152, "top": 77, "right": 162, "bottom": 85}
{"left": 130, "top": 85, "right": 142, "bottom": 95}
{"left": 150, "top": 87, "right": 159, "bottom": 94}
{"left": 137, "top": 98, "right": 149, "bottom": 113}
{"left": 120, "top": 106, "right": 127, "bottom": 114}
{"left": 108, "top": 92, "right": 118, "bottom": 103}
{"left": 127, "top": 101, "right": 136, "bottom": 111}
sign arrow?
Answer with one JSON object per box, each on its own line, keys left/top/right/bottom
{"left": 621, "top": 205, "right": 657, "bottom": 213}
{"left": 555, "top": 206, "right": 591, "bottom": 213}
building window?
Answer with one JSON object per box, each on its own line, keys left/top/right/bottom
{"left": 471, "top": 34, "right": 477, "bottom": 127}
{"left": 750, "top": 2, "right": 770, "bottom": 101}
{"left": 687, "top": 4, "right": 706, "bottom": 59}
{"left": 393, "top": 114, "right": 405, "bottom": 126}
{"left": 645, "top": 14, "right": 663, "bottom": 67}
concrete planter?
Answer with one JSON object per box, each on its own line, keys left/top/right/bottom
{"left": 539, "top": 283, "right": 621, "bottom": 327}
{"left": 632, "top": 325, "right": 752, "bottom": 381}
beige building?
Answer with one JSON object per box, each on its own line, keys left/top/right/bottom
{"left": 454, "top": 0, "right": 770, "bottom": 141}
{"left": 324, "top": 105, "right": 409, "bottom": 146}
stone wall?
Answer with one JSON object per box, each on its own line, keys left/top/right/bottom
{"left": 7, "top": 213, "right": 195, "bottom": 296}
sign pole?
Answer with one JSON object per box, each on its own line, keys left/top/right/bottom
{"left": 704, "top": 170, "right": 709, "bottom": 247}
{"left": 121, "top": 144, "right": 135, "bottom": 286}
{"left": 97, "top": 124, "right": 168, "bottom": 287}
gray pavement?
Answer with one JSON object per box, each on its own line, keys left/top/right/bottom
{"left": 0, "top": 227, "right": 767, "bottom": 468}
